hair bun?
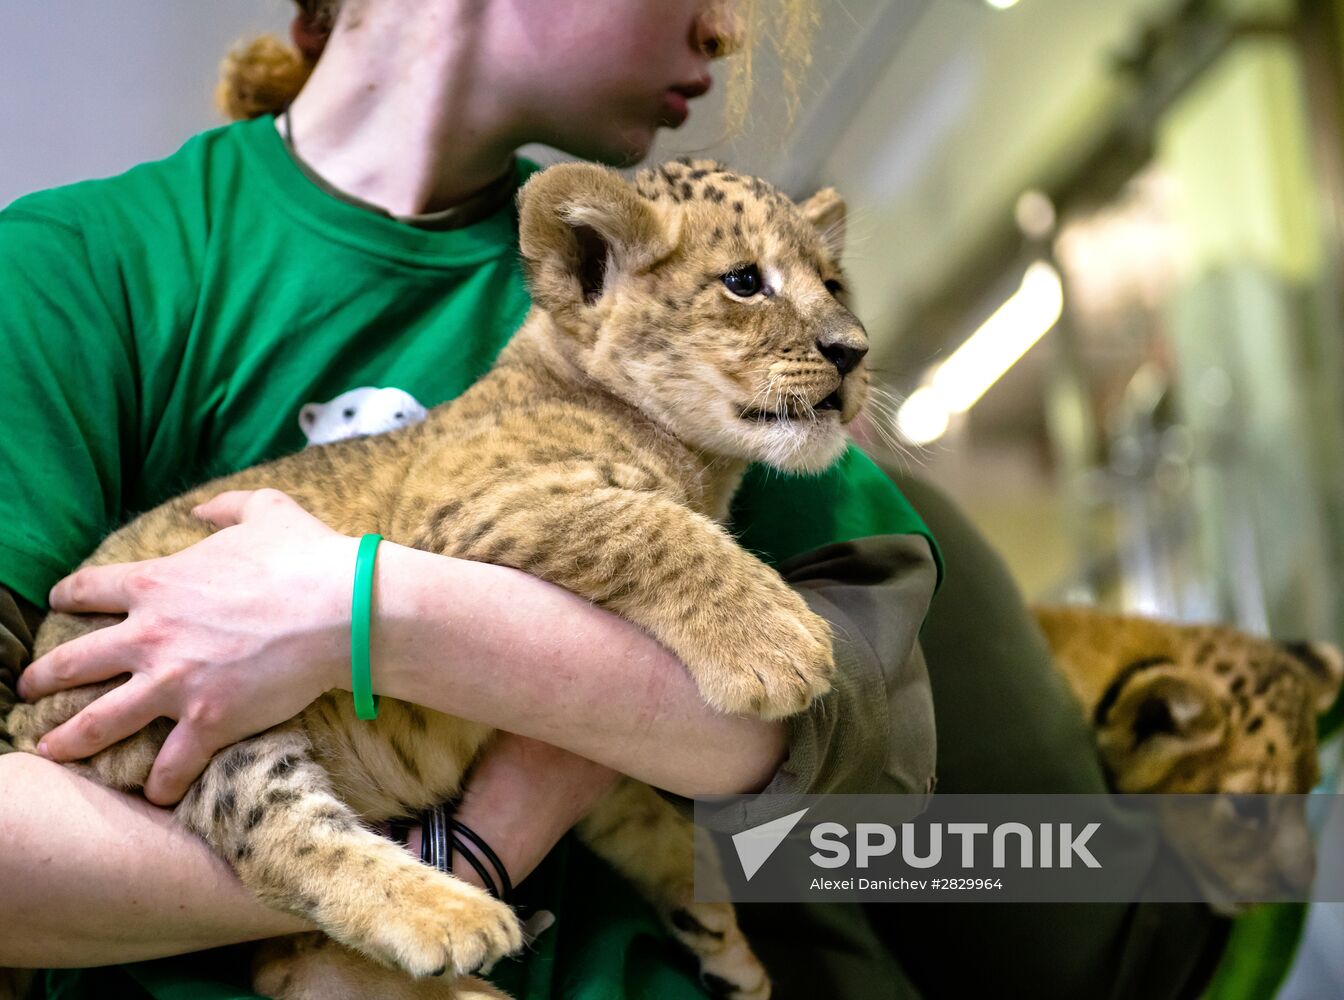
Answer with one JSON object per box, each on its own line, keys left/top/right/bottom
{"left": 216, "top": 34, "right": 314, "bottom": 121}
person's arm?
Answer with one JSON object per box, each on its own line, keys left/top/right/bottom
{"left": 0, "top": 750, "right": 312, "bottom": 967}
{"left": 1, "top": 576, "right": 616, "bottom": 966}
{"left": 0, "top": 583, "right": 307, "bottom": 966}
{"left": 0, "top": 199, "right": 311, "bottom": 966}
{"left": 20, "top": 489, "right": 788, "bottom": 804}
{"left": 9, "top": 503, "right": 933, "bottom": 963}
{"left": 0, "top": 733, "right": 614, "bottom": 967}
{"left": 21, "top": 486, "right": 940, "bottom": 820}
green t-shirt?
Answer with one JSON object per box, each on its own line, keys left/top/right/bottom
{"left": 1, "top": 116, "right": 936, "bottom": 999}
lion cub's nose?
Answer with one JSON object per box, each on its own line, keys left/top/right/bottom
{"left": 817, "top": 340, "right": 867, "bottom": 376}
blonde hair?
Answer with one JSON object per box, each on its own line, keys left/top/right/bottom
{"left": 216, "top": 0, "right": 818, "bottom": 130}
{"left": 722, "top": 0, "right": 818, "bottom": 132}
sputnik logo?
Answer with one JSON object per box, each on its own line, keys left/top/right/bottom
{"left": 731, "top": 808, "right": 809, "bottom": 881}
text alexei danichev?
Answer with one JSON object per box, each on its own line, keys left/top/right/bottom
{"left": 809, "top": 877, "right": 929, "bottom": 890}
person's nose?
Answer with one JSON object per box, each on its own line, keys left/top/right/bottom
{"left": 693, "top": 2, "right": 745, "bottom": 60}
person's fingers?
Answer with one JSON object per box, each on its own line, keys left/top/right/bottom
{"left": 191, "top": 488, "right": 296, "bottom": 529}
{"left": 47, "top": 562, "right": 140, "bottom": 615}
{"left": 18, "top": 621, "right": 141, "bottom": 700}
{"left": 144, "top": 722, "right": 222, "bottom": 806}
{"left": 190, "top": 489, "right": 254, "bottom": 528}
{"left": 36, "top": 677, "right": 163, "bottom": 762}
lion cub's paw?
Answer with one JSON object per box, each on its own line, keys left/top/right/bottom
{"left": 3, "top": 703, "right": 37, "bottom": 751}
{"left": 669, "top": 903, "right": 771, "bottom": 1000}
{"left": 700, "top": 954, "right": 771, "bottom": 1000}
{"left": 696, "top": 603, "right": 834, "bottom": 720}
{"left": 350, "top": 870, "right": 524, "bottom": 979}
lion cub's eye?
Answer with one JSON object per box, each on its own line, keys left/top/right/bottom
{"left": 723, "top": 265, "right": 763, "bottom": 298}
{"left": 824, "top": 278, "right": 845, "bottom": 297}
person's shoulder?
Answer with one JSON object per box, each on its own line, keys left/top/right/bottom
{"left": 1, "top": 118, "right": 265, "bottom": 240}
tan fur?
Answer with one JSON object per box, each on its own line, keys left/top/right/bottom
{"left": 6, "top": 159, "right": 866, "bottom": 999}
{"left": 1037, "top": 605, "right": 1344, "bottom": 911}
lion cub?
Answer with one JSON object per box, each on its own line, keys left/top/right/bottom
{"left": 8, "top": 159, "right": 867, "bottom": 1000}
{"left": 1037, "top": 606, "right": 1343, "bottom": 911}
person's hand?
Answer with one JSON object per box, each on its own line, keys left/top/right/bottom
{"left": 18, "top": 489, "right": 356, "bottom": 805}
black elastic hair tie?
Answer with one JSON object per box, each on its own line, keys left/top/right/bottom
{"left": 450, "top": 817, "right": 515, "bottom": 902}
{"left": 416, "top": 801, "right": 513, "bottom": 903}
{"left": 450, "top": 828, "right": 503, "bottom": 900}
{"left": 387, "top": 817, "right": 412, "bottom": 846}
{"left": 420, "top": 802, "right": 451, "bottom": 874}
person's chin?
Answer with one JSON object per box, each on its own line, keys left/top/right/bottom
{"left": 595, "top": 131, "right": 658, "bottom": 167}
{"left": 550, "top": 120, "right": 656, "bottom": 168}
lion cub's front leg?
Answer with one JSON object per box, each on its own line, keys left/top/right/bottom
{"left": 438, "top": 484, "right": 833, "bottom": 719}
{"left": 177, "top": 725, "right": 523, "bottom": 980}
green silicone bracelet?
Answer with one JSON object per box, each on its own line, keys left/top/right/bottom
{"left": 351, "top": 533, "right": 383, "bottom": 721}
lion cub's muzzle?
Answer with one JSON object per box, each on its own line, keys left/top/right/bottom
{"left": 817, "top": 338, "right": 867, "bottom": 377}
{"left": 818, "top": 322, "right": 870, "bottom": 417}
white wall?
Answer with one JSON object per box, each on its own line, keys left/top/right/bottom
{"left": 0, "top": 2, "right": 287, "bottom": 207}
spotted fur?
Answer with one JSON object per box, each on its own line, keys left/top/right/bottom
{"left": 1037, "top": 605, "right": 1343, "bottom": 912}
{"left": 7, "top": 160, "right": 868, "bottom": 999}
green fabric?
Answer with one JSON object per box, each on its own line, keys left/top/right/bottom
{"left": 732, "top": 452, "right": 942, "bottom": 588}
{"left": 0, "top": 116, "right": 536, "bottom": 610}
{"left": 737, "top": 900, "right": 919, "bottom": 1000}
{"left": 1, "top": 116, "right": 936, "bottom": 1000}
{"left": 1201, "top": 903, "right": 1307, "bottom": 1000}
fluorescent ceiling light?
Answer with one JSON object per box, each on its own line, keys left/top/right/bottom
{"left": 895, "top": 261, "right": 1064, "bottom": 444}
{"left": 985, "top": 0, "right": 1021, "bottom": 9}
{"left": 930, "top": 261, "right": 1064, "bottom": 412}
{"left": 895, "top": 386, "right": 952, "bottom": 446}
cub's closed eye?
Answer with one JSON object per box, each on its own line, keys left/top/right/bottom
{"left": 723, "top": 264, "right": 763, "bottom": 298}
{"left": 824, "top": 279, "right": 845, "bottom": 297}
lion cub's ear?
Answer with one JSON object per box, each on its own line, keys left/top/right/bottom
{"left": 518, "top": 164, "right": 674, "bottom": 322}
{"left": 1095, "top": 664, "right": 1228, "bottom": 791}
{"left": 799, "top": 187, "right": 846, "bottom": 259}
{"left": 1281, "top": 640, "right": 1344, "bottom": 714}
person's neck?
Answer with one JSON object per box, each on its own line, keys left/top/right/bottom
{"left": 285, "top": 1, "right": 522, "bottom": 215}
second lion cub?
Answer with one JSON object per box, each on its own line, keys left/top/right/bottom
{"left": 9, "top": 159, "right": 870, "bottom": 1000}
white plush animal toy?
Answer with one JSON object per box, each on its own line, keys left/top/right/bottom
{"left": 298, "top": 386, "right": 428, "bottom": 446}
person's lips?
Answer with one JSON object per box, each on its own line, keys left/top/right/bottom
{"left": 672, "top": 76, "right": 713, "bottom": 100}
{"left": 660, "top": 92, "right": 690, "bottom": 127}
{"left": 660, "top": 76, "right": 712, "bottom": 127}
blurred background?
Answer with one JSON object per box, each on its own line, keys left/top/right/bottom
{"left": 3, "top": 0, "right": 1344, "bottom": 995}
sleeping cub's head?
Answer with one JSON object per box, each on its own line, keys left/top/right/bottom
{"left": 518, "top": 159, "right": 867, "bottom": 474}
{"left": 1093, "top": 630, "right": 1342, "bottom": 913}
